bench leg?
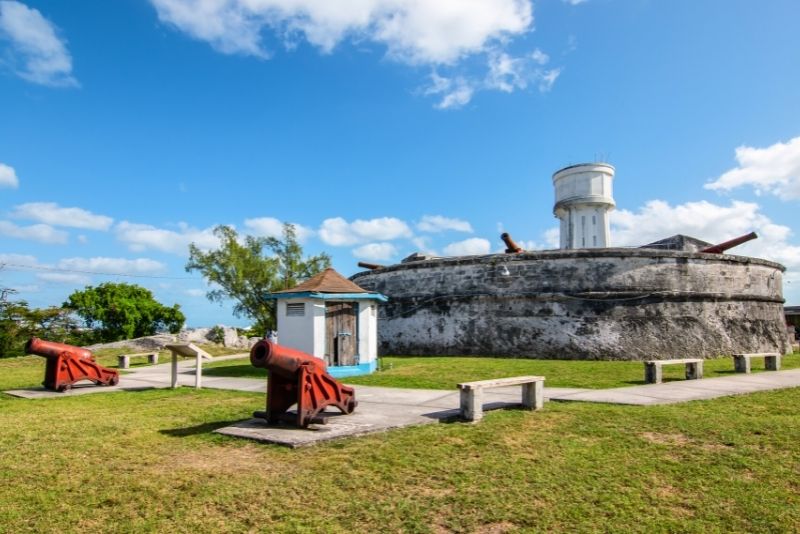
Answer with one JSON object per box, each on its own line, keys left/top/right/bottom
{"left": 118, "top": 355, "right": 130, "bottom": 369}
{"left": 734, "top": 356, "right": 750, "bottom": 373}
{"left": 522, "top": 381, "right": 544, "bottom": 411}
{"left": 148, "top": 353, "right": 159, "bottom": 365}
{"left": 766, "top": 355, "right": 781, "bottom": 371}
{"left": 686, "top": 361, "right": 703, "bottom": 380}
{"left": 460, "top": 388, "right": 483, "bottom": 422}
{"left": 645, "top": 363, "right": 662, "bottom": 384}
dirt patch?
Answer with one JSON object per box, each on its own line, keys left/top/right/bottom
{"left": 639, "top": 432, "right": 692, "bottom": 446}
{"left": 169, "top": 445, "right": 291, "bottom": 475}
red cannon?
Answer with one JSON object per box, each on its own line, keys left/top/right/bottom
{"left": 250, "top": 340, "right": 357, "bottom": 428}
{"left": 701, "top": 232, "right": 758, "bottom": 254}
{"left": 25, "top": 337, "right": 119, "bottom": 392}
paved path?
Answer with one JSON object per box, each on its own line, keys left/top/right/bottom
{"left": 7, "top": 355, "right": 800, "bottom": 447}
{"left": 8, "top": 355, "right": 800, "bottom": 407}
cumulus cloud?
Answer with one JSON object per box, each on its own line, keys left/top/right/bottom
{"left": 425, "top": 49, "right": 561, "bottom": 109}
{"left": 0, "top": 1, "right": 77, "bottom": 86}
{"left": 115, "top": 221, "right": 220, "bottom": 254}
{"left": 244, "top": 217, "right": 314, "bottom": 242}
{"left": 150, "top": 0, "right": 562, "bottom": 108}
{"left": 56, "top": 257, "right": 167, "bottom": 275}
{"left": 0, "top": 163, "right": 18, "bottom": 188}
{"left": 0, "top": 252, "right": 38, "bottom": 266}
{"left": 352, "top": 242, "right": 398, "bottom": 262}
{"left": 443, "top": 237, "right": 491, "bottom": 256}
{"left": 11, "top": 202, "right": 113, "bottom": 230}
{"left": 150, "top": 0, "right": 533, "bottom": 64}
{"left": 705, "top": 136, "right": 800, "bottom": 200}
{"left": 610, "top": 199, "right": 800, "bottom": 271}
{"left": 319, "top": 216, "right": 412, "bottom": 246}
{"left": 416, "top": 215, "right": 473, "bottom": 233}
{"left": 36, "top": 272, "right": 90, "bottom": 285}
{"left": 0, "top": 220, "right": 67, "bottom": 244}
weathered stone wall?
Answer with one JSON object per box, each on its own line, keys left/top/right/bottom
{"left": 351, "top": 249, "right": 789, "bottom": 360}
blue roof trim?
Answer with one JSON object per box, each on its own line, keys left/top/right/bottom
{"left": 266, "top": 291, "right": 388, "bottom": 302}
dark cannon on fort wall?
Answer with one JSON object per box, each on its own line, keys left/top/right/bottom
{"left": 250, "top": 340, "right": 357, "bottom": 428}
{"left": 501, "top": 232, "right": 524, "bottom": 254}
{"left": 700, "top": 232, "right": 758, "bottom": 254}
{"left": 25, "top": 337, "right": 120, "bottom": 392}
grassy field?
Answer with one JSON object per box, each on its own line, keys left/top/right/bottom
{"left": 203, "top": 353, "right": 800, "bottom": 390}
{"left": 2, "top": 353, "right": 800, "bottom": 532}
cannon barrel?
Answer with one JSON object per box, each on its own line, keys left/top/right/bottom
{"left": 25, "top": 337, "right": 94, "bottom": 360}
{"left": 250, "top": 339, "right": 327, "bottom": 376}
{"left": 700, "top": 232, "right": 758, "bottom": 254}
{"left": 501, "top": 232, "right": 523, "bottom": 253}
{"left": 357, "top": 261, "right": 385, "bottom": 270}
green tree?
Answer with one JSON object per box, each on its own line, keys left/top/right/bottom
{"left": 63, "top": 282, "right": 185, "bottom": 343}
{"left": 185, "top": 223, "right": 331, "bottom": 332}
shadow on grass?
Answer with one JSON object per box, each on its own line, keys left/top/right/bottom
{"left": 159, "top": 419, "right": 243, "bottom": 438}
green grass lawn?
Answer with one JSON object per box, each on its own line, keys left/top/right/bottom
{"left": 2, "top": 355, "right": 800, "bottom": 532}
{"left": 203, "top": 353, "right": 800, "bottom": 390}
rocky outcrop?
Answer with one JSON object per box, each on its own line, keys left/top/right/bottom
{"left": 86, "top": 326, "right": 260, "bottom": 352}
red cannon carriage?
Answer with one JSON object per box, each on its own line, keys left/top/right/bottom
{"left": 25, "top": 337, "right": 120, "bottom": 392}
{"left": 250, "top": 340, "right": 357, "bottom": 428}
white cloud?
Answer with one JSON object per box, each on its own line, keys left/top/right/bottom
{"left": 0, "top": 220, "right": 67, "bottom": 244}
{"left": 352, "top": 242, "right": 398, "bottom": 262}
{"left": 151, "top": 0, "right": 557, "bottom": 109}
{"left": 544, "top": 227, "right": 560, "bottom": 249}
{"left": 36, "top": 272, "right": 90, "bottom": 285}
{"left": 185, "top": 288, "right": 205, "bottom": 297}
{"left": 319, "top": 216, "right": 412, "bottom": 246}
{"left": 56, "top": 257, "right": 167, "bottom": 275}
{"left": 562, "top": 0, "right": 587, "bottom": 5}
{"left": 416, "top": 215, "right": 473, "bottom": 233}
{"left": 705, "top": 136, "right": 800, "bottom": 200}
{"left": 244, "top": 217, "right": 314, "bottom": 242}
{"left": 425, "top": 48, "right": 560, "bottom": 109}
{"left": 150, "top": 0, "right": 533, "bottom": 65}
{"left": 610, "top": 199, "right": 800, "bottom": 271}
{"left": 443, "top": 237, "right": 491, "bottom": 256}
{"left": 0, "top": 253, "right": 38, "bottom": 266}
{"left": 10, "top": 202, "right": 113, "bottom": 230}
{"left": 423, "top": 72, "right": 475, "bottom": 109}
{"left": 115, "top": 221, "right": 220, "bottom": 254}
{"left": 0, "top": 1, "right": 77, "bottom": 87}
{"left": 0, "top": 163, "right": 18, "bottom": 188}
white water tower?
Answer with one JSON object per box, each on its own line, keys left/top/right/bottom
{"left": 553, "top": 163, "right": 615, "bottom": 249}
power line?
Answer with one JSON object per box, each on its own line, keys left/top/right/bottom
{"left": 1, "top": 262, "right": 200, "bottom": 280}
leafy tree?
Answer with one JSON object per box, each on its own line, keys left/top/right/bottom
{"left": 186, "top": 223, "right": 331, "bottom": 332}
{"left": 63, "top": 282, "right": 185, "bottom": 343}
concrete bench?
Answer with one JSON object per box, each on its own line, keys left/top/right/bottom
{"left": 733, "top": 352, "right": 781, "bottom": 373}
{"left": 118, "top": 352, "right": 159, "bottom": 369}
{"left": 457, "top": 376, "right": 544, "bottom": 422}
{"left": 644, "top": 358, "right": 704, "bottom": 384}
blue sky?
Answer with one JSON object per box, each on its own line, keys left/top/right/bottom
{"left": 1, "top": 0, "right": 800, "bottom": 327}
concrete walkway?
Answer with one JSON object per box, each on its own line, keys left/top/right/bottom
{"left": 7, "top": 356, "right": 800, "bottom": 447}
{"left": 8, "top": 355, "right": 800, "bottom": 407}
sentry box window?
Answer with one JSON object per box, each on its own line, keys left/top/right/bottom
{"left": 286, "top": 303, "right": 306, "bottom": 317}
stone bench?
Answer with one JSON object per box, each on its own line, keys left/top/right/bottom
{"left": 457, "top": 376, "right": 544, "bottom": 422}
{"left": 733, "top": 352, "right": 781, "bottom": 373}
{"left": 118, "top": 352, "right": 159, "bottom": 369}
{"left": 644, "top": 358, "right": 704, "bottom": 384}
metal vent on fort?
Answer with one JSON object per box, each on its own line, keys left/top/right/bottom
{"left": 351, "top": 163, "right": 789, "bottom": 361}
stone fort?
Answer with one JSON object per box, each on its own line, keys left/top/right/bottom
{"left": 352, "top": 163, "right": 789, "bottom": 360}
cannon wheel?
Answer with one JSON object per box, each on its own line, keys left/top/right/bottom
{"left": 58, "top": 384, "right": 71, "bottom": 393}
{"left": 108, "top": 375, "right": 119, "bottom": 386}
